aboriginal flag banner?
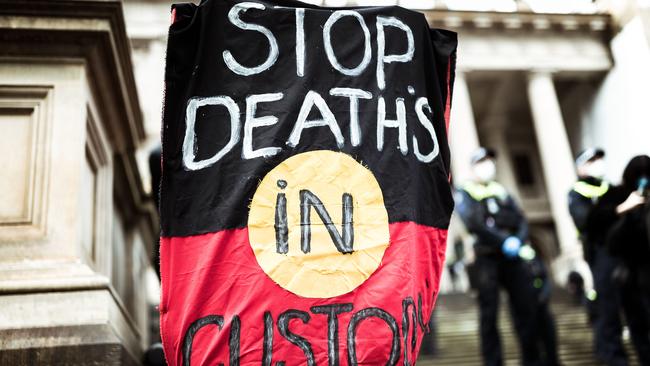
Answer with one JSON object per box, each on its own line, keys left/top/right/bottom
{"left": 160, "top": 1, "right": 457, "bottom": 365}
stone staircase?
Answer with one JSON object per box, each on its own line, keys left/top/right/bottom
{"left": 418, "top": 292, "right": 639, "bottom": 365}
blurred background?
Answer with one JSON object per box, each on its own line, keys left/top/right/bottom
{"left": 1, "top": 0, "right": 649, "bottom": 365}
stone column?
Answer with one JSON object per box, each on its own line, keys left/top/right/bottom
{"left": 442, "top": 71, "right": 480, "bottom": 294}
{"left": 449, "top": 72, "right": 481, "bottom": 185}
{"left": 639, "top": 2, "right": 650, "bottom": 56}
{"left": 0, "top": 2, "right": 158, "bottom": 364}
{"left": 482, "top": 115, "right": 521, "bottom": 201}
{"left": 527, "top": 71, "right": 591, "bottom": 287}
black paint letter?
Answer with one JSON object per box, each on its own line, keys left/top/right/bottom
{"left": 311, "top": 303, "right": 353, "bottom": 366}
{"left": 277, "top": 310, "right": 315, "bottom": 366}
{"left": 275, "top": 180, "right": 288, "bottom": 254}
{"left": 182, "top": 315, "right": 224, "bottom": 366}
{"left": 402, "top": 297, "right": 417, "bottom": 366}
{"left": 347, "top": 308, "right": 400, "bottom": 366}
{"left": 263, "top": 312, "right": 274, "bottom": 366}
{"left": 300, "top": 190, "right": 354, "bottom": 254}
{"left": 417, "top": 293, "right": 428, "bottom": 333}
{"left": 229, "top": 315, "right": 240, "bottom": 366}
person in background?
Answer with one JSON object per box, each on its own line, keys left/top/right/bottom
{"left": 568, "top": 148, "right": 628, "bottom": 366}
{"left": 607, "top": 155, "right": 650, "bottom": 365}
{"left": 145, "top": 145, "right": 166, "bottom": 366}
{"left": 148, "top": 145, "right": 162, "bottom": 279}
{"left": 455, "top": 147, "right": 541, "bottom": 366}
{"left": 521, "top": 244, "right": 561, "bottom": 366}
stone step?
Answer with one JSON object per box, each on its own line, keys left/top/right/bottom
{"left": 418, "top": 292, "right": 639, "bottom": 365}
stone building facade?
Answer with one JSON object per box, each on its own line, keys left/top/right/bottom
{"left": 0, "top": 1, "right": 158, "bottom": 364}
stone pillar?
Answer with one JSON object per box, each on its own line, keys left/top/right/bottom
{"left": 482, "top": 115, "right": 522, "bottom": 201}
{"left": 449, "top": 72, "right": 481, "bottom": 185}
{"left": 638, "top": 2, "right": 650, "bottom": 56}
{"left": 442, "top": 71, "right": 480, "bottom": 294}
{"left": 527, "top": 71, "right": 591, "bottom": 287}
{"left": 0, "top": 2, "right": 158, "bottom": 365}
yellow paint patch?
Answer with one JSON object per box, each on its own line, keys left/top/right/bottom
{"left": 248, "top": 150, "right": 390, "bottom": 298}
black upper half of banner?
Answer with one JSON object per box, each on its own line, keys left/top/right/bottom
{"left": 160, "top": 0, "right": 457, "bottom": 237}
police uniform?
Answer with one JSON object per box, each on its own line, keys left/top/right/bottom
{"left": 607, "top": 156, "right": 650, "bottom": 366}
{"left": 569, "top": 176, "right": 628, "bottom": 365}
{"left": 456, "top": 180, "right": 541, "bottom": 366}
{"left": 569, "top": 178, "right": 611, "bottom": 264}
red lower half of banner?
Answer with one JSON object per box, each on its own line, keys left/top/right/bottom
{"left": 160, "top": 222, "right": 448, "bottom": 366}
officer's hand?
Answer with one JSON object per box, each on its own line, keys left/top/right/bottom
{"left": 617, "top": 192, "right": 645, "bottom": 215}
{"left": 502, "top": 237, "right": 522, "bottom": 258}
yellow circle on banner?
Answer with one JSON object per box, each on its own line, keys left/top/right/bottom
{"left": 248, "top": 150, "right": 390, "bottom": 298}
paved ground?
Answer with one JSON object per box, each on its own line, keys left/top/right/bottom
{"left": 417, "top": 291, "right": 639, "bottom": 365}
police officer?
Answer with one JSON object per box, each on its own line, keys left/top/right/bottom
{"left": 456, "top": 148, "right": 541, "bottom": 366}
{"left": 607, "top": 155, "right": 650, "bottom": 365}
{"left": 568, "top": 148, "right": 628, "bottom": 366}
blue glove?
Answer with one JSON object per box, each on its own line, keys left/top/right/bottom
{"left": 502, "top": 236, "right": 522, "bottom": 258}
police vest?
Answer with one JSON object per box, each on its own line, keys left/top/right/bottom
{"left": 463, "top": 181, "right": 520, "bottom": 233}
{"left": 462, "top": 181, "right": 508, "bottom": 201}
{"left": 573, "top": 180, "right": 609, "bottom": 200}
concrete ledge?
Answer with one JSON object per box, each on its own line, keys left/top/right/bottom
{"left": 0, "top": 289, "right": 145, "bottom": 365}
{"left": 0, "top": 325, "right": 138, "bottom": 366}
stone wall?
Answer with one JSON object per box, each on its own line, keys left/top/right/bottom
{"left": 0, "top": 1, "right": 158, "bottom": 364}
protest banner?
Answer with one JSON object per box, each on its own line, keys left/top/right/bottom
{"left": 160, "top": 1, "right": 457, "bottom": 364}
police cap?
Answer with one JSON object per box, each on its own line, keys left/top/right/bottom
{"left": 575, "top": 148, "right": 605, "bottom": 167}
{"left": 470, "top": 147, "right": 497, "bottom": 165}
